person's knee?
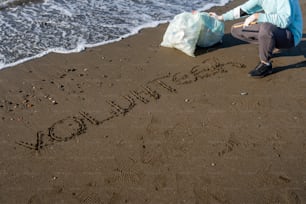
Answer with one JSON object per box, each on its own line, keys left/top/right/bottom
{"left": 231, "top": 23, "right": 241, "bottom": 38}
{"left": 259, "top": 23, "right": 275, "bottom": 39}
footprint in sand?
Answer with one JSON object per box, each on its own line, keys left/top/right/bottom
{"left": 287, "top": 191, "right": 301, "bottom": 204}
{"left": 218, "top": 135, "right": 240, "bottom": 157}
{"left": 104, "top": 159, "right": 144, "bottom": 187}
{"left": 73, "top": 189, "right": 104, "bottom": 204}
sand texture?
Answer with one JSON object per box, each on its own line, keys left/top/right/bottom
{"left": 1, "top": 0, "right": 306, "bottom": 203}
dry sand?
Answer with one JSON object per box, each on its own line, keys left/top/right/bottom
{"left": 1, "top": 0, "right": 306, "bottom": 203}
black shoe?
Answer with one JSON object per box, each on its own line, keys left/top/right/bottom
{"left": 248, "top": 62, "right": 273, "bottom": 78}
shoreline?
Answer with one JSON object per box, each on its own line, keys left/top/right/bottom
{"left": 1, "top": 0, "right": 306, "bottom": 203}
{"left": 0, "top": 0, "right": 231, "bottom": 70}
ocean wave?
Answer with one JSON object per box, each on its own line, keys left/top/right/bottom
{"left": 0, "top": 0, "right": 230, "bottom": 70}
{"left": 0, "top": 0, "right": 44, "bottom": 10}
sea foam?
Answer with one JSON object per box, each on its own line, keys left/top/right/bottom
{"left": 0, "top": 0, "right": 230, "bottom": 70}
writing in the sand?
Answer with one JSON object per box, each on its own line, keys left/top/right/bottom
{"left": 16, "top": 59, "right": 244, "bottom": 151}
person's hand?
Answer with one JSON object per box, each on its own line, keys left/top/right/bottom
{"left": 192, "top": 10, "right": 198, "bottom": 15}
{"left": 209, "top": 12, "right": 223, "bottom": 21}
{"left": 243, "top": 13, "right": 258, "bottom": 28}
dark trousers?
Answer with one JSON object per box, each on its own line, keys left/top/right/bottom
{"left": 231, "top": 22, "right": 295, "bottom": 62}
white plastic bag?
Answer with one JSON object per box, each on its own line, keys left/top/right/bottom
{"left": 161, "top": 12, "right": 202, "bottom": 57}
{"left": 197, "top": 12, "right": 224, "bottom": 47}
{"left": 161, "top": 12, "right": 224, "bottom": 57}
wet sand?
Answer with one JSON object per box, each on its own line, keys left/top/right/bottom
{"left": 1, "top": 0, "right": 306, "bottom": 203}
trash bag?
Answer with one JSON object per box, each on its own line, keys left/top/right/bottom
{"left": 160, "top": 12, "right": 202, "bottom": 57}
{"left": 197, "top": 12, "right": 224, "bottom": 48}
{"left": 161, "top": 12, "right": 224, "bottom": 57}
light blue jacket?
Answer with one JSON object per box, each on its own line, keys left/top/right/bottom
{"left": 222, "top": 0, "right": 303, "bottom": 46}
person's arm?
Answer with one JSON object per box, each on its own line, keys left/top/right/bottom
{"left": 209, "top": 7, "right": 248, "bottom": 21}
{"left": 222, "top": 0, "right": 262, "bottom": 21}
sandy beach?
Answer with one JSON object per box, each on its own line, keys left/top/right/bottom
{"left": 1, "top": 0, "right": 306, "bottom": 203}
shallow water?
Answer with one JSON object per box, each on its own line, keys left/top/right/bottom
{"left": 0, "top": 0, "right": 229, "bottom": 69}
